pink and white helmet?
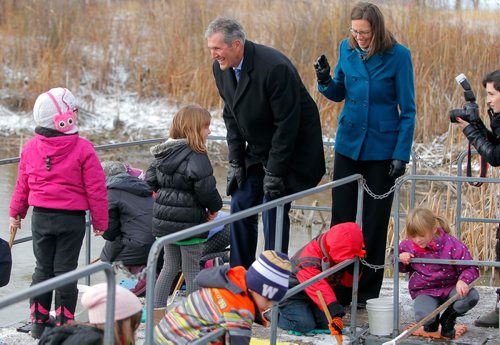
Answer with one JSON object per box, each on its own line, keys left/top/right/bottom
{"left": 33, "top": 87, "right": 78, "bottom": 134}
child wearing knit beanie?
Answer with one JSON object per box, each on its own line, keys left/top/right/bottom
{"left": 38, "top": 283, "right": 143, "bottom": 345}
{"left": 154, "top": 250, "right": 291, "bottom": 345}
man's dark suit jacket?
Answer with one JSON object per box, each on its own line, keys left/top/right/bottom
{"left": 212, "top": 40, "right": 326, "bottom": 194}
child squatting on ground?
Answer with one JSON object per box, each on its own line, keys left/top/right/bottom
{"left": 153, "top": 250, "right": 291, "bottom": 345}
{"left": 399, "top": 207, "right": 480, "bottom": 338}
{"left": 99, "top": 160, "right": 155, "bottom": 296}
{"left": 38, "top": 283, "right": 143, "bottom": 345}
{"left": 278, "top": 222, "right": 365, "bottom": 341}
{"left": 8, "top": 87, "right": 108, "bottom": 339}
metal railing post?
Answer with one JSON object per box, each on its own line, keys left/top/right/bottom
{"left": 350, "top": 258, "right": 360, "bottom": 343}
{"left": 393, "top": 187, "right": 401, "bottom": 336}
{"left": 85, "top": 212, "right": 92, "bottom": 285}
{"left": 409, "top": 150, "right": 417, "bottom": 209}
{"left": 356, "top": 178, "right": 364, "bottom": 227}
{"left": 143, "top": 174, "right": 364, "bottom": 344}
{"left": 392, "top": 174, "right": 500, "bottom": 337}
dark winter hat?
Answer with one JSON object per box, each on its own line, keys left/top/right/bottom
{"left": 33, "top": 87, "right": 78, "bottom": 134}
{"left": 246, "top": 250, "right": 291, "bottom": 302}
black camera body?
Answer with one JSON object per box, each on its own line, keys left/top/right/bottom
{"left": 449, "top": 73, "right": 480, "bottom": 124}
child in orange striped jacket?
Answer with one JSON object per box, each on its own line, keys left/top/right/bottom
{"left": 153, "top": 250, "right": 291, "bottom": 345}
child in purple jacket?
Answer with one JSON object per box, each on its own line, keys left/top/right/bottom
{"left": 399, "top": 207, "right": 479, "bottom": 338}
{"left": 9, "top": 87, "right": 108, "bottom": 339}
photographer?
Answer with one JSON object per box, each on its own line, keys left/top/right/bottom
{"left": 456, "top": 69, "right": 500, "bottom": 328}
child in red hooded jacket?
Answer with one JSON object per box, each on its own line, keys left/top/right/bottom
{"left": 278, "top": 222, "right": 365, "bottom": 339}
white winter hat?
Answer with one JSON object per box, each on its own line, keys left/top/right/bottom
{"left": 33, "top": 87, "right": 78, "bottom": 134}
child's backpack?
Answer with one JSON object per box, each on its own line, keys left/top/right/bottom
{"left": 0, "top": 237, "right": 12, "bottom": 287}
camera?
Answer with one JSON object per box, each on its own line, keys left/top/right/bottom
{"left": 449, "top": 73, "right": 480, "bottom": 124}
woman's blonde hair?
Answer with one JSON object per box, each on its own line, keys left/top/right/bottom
{"left": 404, "top": 207, "right": 451, "bottom": 238}
{"left": 94, "top": 310, "right": 142, "bottom": 345}
{"left": 169, "top": 104, "right": 211, "bottom": 154}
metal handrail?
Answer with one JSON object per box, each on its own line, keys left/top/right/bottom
{"left": 144, "top": 174, "right": 365, "bottom": 345}
{"left": 0, "top": 262, "right": 116, "bottom": 344}
{"left": 455, "top": 149, "right": 500, "bottom": 236}
{"left": 391, "top": 174, "right": 500, "bottom": 337}
{"left": 190, "top": 258, "right": 361, "bottom": 344}
{"left": 5, "top": 135, "right": 500, "bottom": 341}
{"left": 2, "top": 135, "right": 333, "bottom": 248}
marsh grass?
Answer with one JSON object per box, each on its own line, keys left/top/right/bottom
{"left": 1, "top": 1, "right": 497, "bottom": 133}
{"left": 0, "top": 0, "right": 498, "bottom": 274}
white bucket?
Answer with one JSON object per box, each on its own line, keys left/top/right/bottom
{"left": 366, "top": 297, "right": 394, "bottom": 336}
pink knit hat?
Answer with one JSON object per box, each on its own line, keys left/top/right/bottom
{"left": 81, "top": 283, "right": 142, "bottom": 324}
{"left": 124, "top": 163, "right": 144, "bottom": 179}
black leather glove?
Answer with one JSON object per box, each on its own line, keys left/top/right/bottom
{"left": 313, "top": 54, "right": 331, "bottom": 86}
{"left": 263, "top": 167, "right": 286, "bottom": 200}
{"left": 489, "top": 110, "right": 500, "bottom": 138}
{"left": 327, "top": 301, "right": 346, "bottom": 319}
{"left": 388, "top": 160, "right": 406, "bottom": 178}
{"left": 226, "top": 161, "right": 245, "bottom": 196}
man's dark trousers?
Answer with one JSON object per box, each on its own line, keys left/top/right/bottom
{"left": 229, "top": 165, "right": 291, "bottom": 269}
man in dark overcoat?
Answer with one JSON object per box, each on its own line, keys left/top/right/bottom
{"left": 205, "top": 17, "right": 326, "bottom": 269}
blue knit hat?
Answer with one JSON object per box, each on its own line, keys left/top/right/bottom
{"left": 246, "top": 250, "right": 291, "bottom": 302}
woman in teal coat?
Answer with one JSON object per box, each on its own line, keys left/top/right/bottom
{"left": 314, "top": 1, "right": 416, "bottom": 307}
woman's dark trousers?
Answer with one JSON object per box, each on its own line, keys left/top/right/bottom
{"left": 331, "top": 152, "right": 395, "bottom": 303}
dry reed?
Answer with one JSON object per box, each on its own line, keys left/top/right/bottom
{"left": 0, "top": 0, "right": 497, "bottom": 137}
{"left": 0, "top": 0, "right": 498, "bottom": 277}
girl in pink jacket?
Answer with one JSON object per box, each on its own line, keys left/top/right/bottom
{"left": 399, "top": 207, "right": 479, "bottom": 338}
{"left": 8, "top": 87, "right": 108, "bottom": 339}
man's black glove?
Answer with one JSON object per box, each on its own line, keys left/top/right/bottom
{"left": 263, "top": 167, "right": 286, "bottom": 200}
{"left": 313, "top": 54, "right": 331, "bottom": 86}
{"left": 226, "top": 161, "right": 245, "bottom": 196}
{"left": 388, "top": 160, "right": 406, "bottom": 178}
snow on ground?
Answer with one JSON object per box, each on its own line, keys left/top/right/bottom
{"left": 0, "top": 91, "right": 228, "bottom": 139}
{"left": 1, "top": 278, "right": 498, "bottom": 345}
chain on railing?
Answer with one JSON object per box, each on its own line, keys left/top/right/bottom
{"left": 361, "top": 176, "right": 407, "bottom": 200}
{"left": 360, "top": 145, "right": 476, "bottom": 201}
{"left": 360, "top": 258, "right": 391, "bottom": 271}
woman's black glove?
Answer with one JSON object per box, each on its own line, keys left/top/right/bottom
{"left": 263, "top": 167, "right": 286, "bottom": 200}
{"left": 388, "top": 160, "right": 406, "bottom": 178}
{"left": 226, "top": 161, "right": 245, "bottom": 196}
{"left": 314, "top": 54, "right": 331, "bottom": 86}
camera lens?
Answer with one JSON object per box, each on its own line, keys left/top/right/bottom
{"left": 449, "top": 109, "right": 467, "bottom": 123}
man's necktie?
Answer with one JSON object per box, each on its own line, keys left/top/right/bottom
{"left": 235, "top": 68, "right": 241, "bottom": 82}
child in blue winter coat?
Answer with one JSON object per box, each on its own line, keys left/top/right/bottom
{"left": 399, "top": 207, "right": 479, "bottom": 338}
